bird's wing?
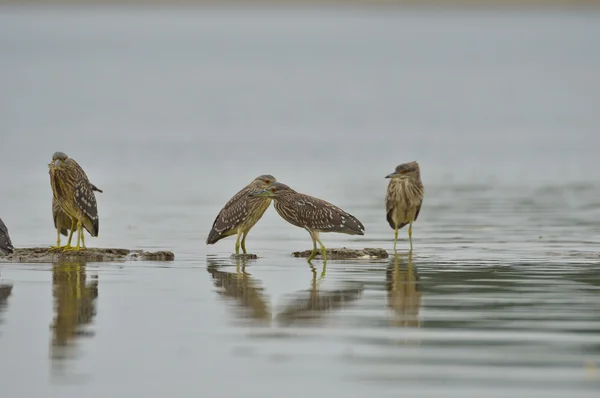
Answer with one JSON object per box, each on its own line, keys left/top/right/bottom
{"left": 91, "top": 183, "right": 103, "bottom": 193}
{"left": 0, "top": 218, "right": 14, "bottom": 251}
{"left": 74, "top": 177, "right": 99, "bottom": 231}
{"left": 296, "top": 196, "right": 364, "bottom": 234}
{"left": 414, "top": 201, "right": 422, "bottom": 222}
{"left": 385, "top": 184, "right": 397, "bottom": 229}
{"left": 0, "top": 218, "right": 7, "bottom": 235}
{"left": 207, "top": 187, "right": 252, "bottom": 242}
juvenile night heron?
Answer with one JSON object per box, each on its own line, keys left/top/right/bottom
{"left": 385, "top": 161, "right": 424, "bottom": 252}
{"left": 0, "top": 217, "right": 14, "bottom": 256}
{"left": 52, "top": 183, "right": 102, "bottom": 249}
{"left": 250, "top": 182, "right": 365, "bottom": 263}
{"left": 206, "top": 175, "right": 276, "bottom": 254}
{"left": 48, "top": 152, "right": 100, "bottom": 251}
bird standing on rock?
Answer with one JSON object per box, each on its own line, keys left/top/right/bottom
{"left": 52, "top": 182, "right": 103, "bottom": 249}
{"left": 0, "top": 217, "right": 14, "bottom": 256}
{"left": 250, "top": 182, "right": 365, "bottom": 263}
{"left": 206, "top": 175, "right": 276, "bottom": 255}
{"left": 48, "top": 152, "right": 100, "bottom": 251}
{"left": 385, "top": 161, "right": 424, "bottom": 252}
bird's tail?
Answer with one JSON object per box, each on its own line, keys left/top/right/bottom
{"left": 342, "top": 213, "right": 366, "bottom": 236}
{"left": 206, "top": 228, "right": 224, "bottom": 245}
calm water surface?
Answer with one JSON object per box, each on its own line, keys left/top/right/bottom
{"left": 0, "top": 4, "right": 599, "bottom": 397}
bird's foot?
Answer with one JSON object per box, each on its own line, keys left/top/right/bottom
{"left": 62, "top": 245, "right": 85, "bottom": 252}
{"left": 49, "top": 245, "right": 67, "bottom": 251}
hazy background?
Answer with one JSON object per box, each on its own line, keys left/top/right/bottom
{"left": 0, "top": 2, "right": 599, "bottom": 398}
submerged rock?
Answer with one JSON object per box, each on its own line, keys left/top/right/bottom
{"left": 0, "top": 247, "right": 175, "bottom": 263}
{"left": 292, "top": 247, "right": 389, "bottom": 260}
{"left": 230, "top": 253, "right": 258, "bottom": 260}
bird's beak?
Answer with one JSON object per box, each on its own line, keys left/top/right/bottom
{"left": 249, "top": 189, "right": 273, "bottom": 198}
{"left": 385, "top": 172, "right": 398, "bottom": 179}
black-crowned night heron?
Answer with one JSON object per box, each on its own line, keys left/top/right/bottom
{"left": 48, "top": 152, "right": 100, "bottom": 251}
{"left": 385, "top": 161, "right": 424, "bottom": 252}
{"left": 52, "top": 183, "right": 102, "bottom": 249}
{"left": 0, "top": 217, "right": 14, "bottom": 255}
{"left": 206, "top": 175, "right": 276, "bottom": 254}
{"left": 249, "top": 182, "right": 365, "bottom": 263}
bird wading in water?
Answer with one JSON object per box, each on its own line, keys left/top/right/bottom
{"left": 249, "top": 182, "right": 365, "bottom": 263}
{"left": 207, "top": 175, "right": 276, "bottom": 255}
{"left": 48, "top": 152, "right": 100, "bottom": 251}
{"left": 385, "top": 161, "right": 424, "bottom": 252}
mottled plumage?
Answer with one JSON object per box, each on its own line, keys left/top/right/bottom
{"left": 48, "top": 152, "right": 100, "bottom": 251}
{"left": 207, "top": 174, "right": 276, "bottom": 254}
{"left": 250, "top": 182, "right": 365, "bottom": 263}
{"left": 0, "top": 217, "right": 14, "bottom": 255}
{"left": 53, "top": 183, "right": 102, "bottom": 246}
{"left": 385, "top": 161, "right": 424, "bottom": 251}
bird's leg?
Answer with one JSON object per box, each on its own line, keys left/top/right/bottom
{"left": 408, "top": 222, "right": 413, "bottom": 251}
{"left": 80, "top": 224, "right": 86, "bottom": 249}
{"left": 393, "top": 227, "right": 399, "bottom": 253}
{"left": 59, "top": 219, "right": 78, "bottom": 251}
{"left": 240, "top": 231, "right": 248, "bottom": 254}
{"left": 316, "top": 237, "right": 327, "bottom": 263}
{"left": 64, "top": 221, "right": 83, "bottom": 251}
{"left": 307, "top": 233, "right": 318, "bottom": 263}
{"left": 49, "top": 229, "right": 64, "bottom": 250}
{"left": 234, "top": 230, "right": 242, "bottom": 255}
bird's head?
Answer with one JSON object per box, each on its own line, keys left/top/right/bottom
{"left": 385, "top": 161, "right": 420, "bottom": 180}
{"left": 249, "top": 182, "right": 292, "bottom": 198}
{"left": 252, "top": 174, "right": 277, "bottom": 189}
{"left": 49, "top": 152, "right": 69, "bottom": 170}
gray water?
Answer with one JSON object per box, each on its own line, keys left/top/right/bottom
{"left": 1, "top": 4, "right": 600, "bottom": 397}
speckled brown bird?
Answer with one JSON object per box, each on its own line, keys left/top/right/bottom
{"left": 52, "top": 183, "right": 103, "bottom": 249}
{"left": 0, "top": 217, "right": 14, "bottom": 256}
{"left": 250, "top": 182, "right": 365, "bottom": 263}
{"left": 206, "top": 175, "right": 276, "bottom": 254}
{"left": 385, "top": 161, "right": 424, "bottom": 252}
{"left": 48, "top": 152, "right": 100, "bottom": 251}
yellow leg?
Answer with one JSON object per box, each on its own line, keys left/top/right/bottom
{"left": 393, "top": 227, "right": 399, "bottom": 252}
{"left": 316, "top": 237, "right": 327, "bottom": 263}
{"left": 79, "top": 224, "right": 87, "bottom": 249}
{"left": 234, "top": 230, "right": 242, "bottom": 255}
{"left": 63, "top": 221, "right": 83, "bottom": 251}
{"left": 307, "top": 237, "right": 318, "bottom": 263}
{"left": 240, "top": 231, "right": 248, "bottom": 254}
{"left": 59, "top": 219, "right": 77, "bottom": 251}
{"left": 408, "top": 222, "right": 413, "bottom": 251}
{"left": 49, "top": 229, "right": 64, "bottom": 250}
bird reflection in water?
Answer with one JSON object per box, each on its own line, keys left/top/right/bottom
{"left": 0, "top": 278, "right": 13, "bottom": 328}
{"left": 386, "top": 250, "right": 421, "bottom": 328}
{"left": 206, "top": 257, "right": 271, "bottom": 323}
{"left": 206, "top": 257, "right": 363, "bottom": 326}
{"left": 275, "top": 265, "right": 363, "bottom": 327}
{"left": 50, "top": 258, "right": 98, "bottom": 364}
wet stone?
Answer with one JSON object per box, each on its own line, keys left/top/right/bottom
{"left": 292, "top": 247, "right": 389, "bottom": 260}
{"left": 0, "top": 247, "right": 175, "bottom": 263}
{"left": 230, "top": 253, "right": 258, "bottom": 260}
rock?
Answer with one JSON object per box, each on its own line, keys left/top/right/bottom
{"left": 0, "top": 247, "right": 175, "bottom": 263}
{"left": 230, "top": 253, "right": 258, "bottom": 260}
{"left": 292, "top": 247, "right": 389, "bottom": 260}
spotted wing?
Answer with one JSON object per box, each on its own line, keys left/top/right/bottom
{"left": 74, "top": 177, "right": 99, "bottom": 236}
{"left": 206, "top": 187, "right": 251, "bottom": 244}
{"left": 296, "top": 195, "right": 365, "bottom": 235}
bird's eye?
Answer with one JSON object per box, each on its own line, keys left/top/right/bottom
{"left": 265, "top": 180, "right": 270, "bottom": 184}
